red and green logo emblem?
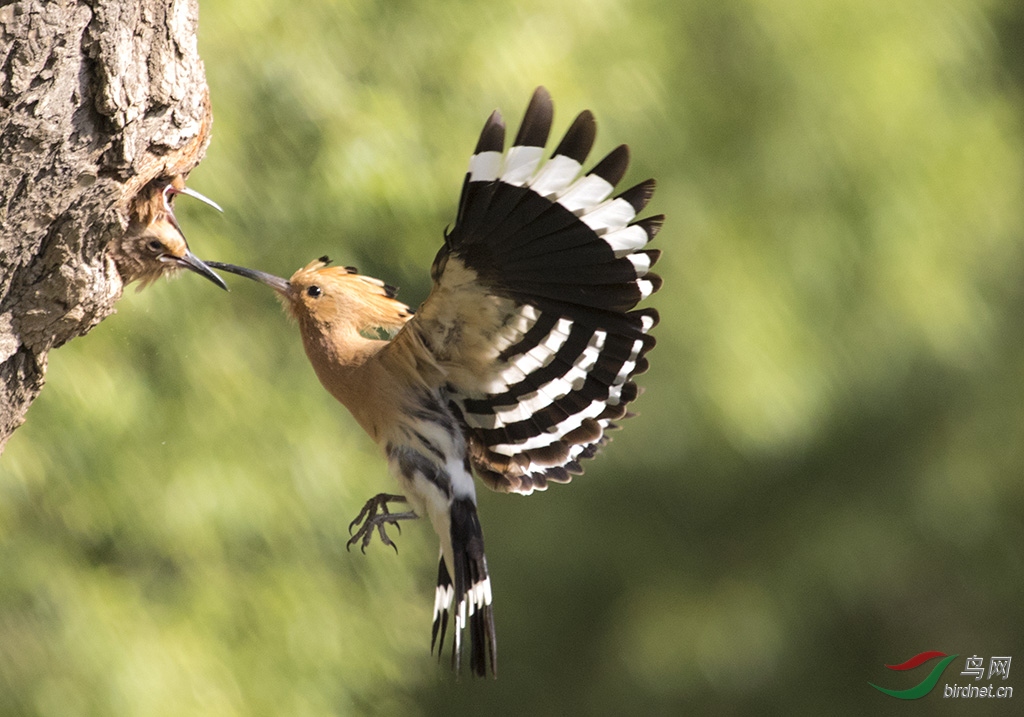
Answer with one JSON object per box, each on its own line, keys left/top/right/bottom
{"left": 869, "top": 651, "right": 959, "bottom": 699}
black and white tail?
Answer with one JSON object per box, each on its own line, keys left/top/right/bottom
{"left": 431, "top": 498, "right": 497, "bottom": 677}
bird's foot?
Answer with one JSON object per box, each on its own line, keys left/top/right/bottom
{"left": 346, "top": 493, "right": 417, "bottom": 553}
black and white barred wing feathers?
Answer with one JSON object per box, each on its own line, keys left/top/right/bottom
{"left": 402, "top": 87, "right": 662, "bottom": 494}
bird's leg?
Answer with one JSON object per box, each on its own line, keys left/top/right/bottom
{"left": 347, "top": 493, "right": 418, "bottom": 553}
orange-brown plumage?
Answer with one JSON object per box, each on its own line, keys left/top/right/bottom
{"left": 214, "top": 257, "right": 433, "bottom": 445}
{"left": 283, "top": 258, "right": 413, "bottom": 339}
{"left": 208, "top": 87, "right": 664, "bottom": 678}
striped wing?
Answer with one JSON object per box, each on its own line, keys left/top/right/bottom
{"left": 405, "top": 87, "right": 662, "bottom": 495}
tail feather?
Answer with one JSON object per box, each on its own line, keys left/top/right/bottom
{"left": 431, "top": 560, "right": 454, "bottom": 658}
{"left": 431, "top": 498, "right": 497, "bottom": 677}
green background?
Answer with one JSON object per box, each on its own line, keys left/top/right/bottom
{"left": 4, "top": 0, "right": 1024, "bottom": 714}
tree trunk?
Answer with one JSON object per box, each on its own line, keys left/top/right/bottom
{"left": 0, "top": 0, "right": 211, "bottom": 450}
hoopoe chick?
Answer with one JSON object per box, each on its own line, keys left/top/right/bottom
{"left": 210, "top": 87, "right": 663, "bottom": 678}
{"left": 111, "top": 175, "right": 227, "bottom": 290}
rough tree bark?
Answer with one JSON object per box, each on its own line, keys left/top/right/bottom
{"left": 0, "top": 0, "right": 212, "bottom": 451}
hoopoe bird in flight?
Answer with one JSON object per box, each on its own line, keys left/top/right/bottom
{"left": 110, "top": 175, "right": 227, "bottom": 290}
{"left": 210, "top": 87, "right": 663, "bottom": 677}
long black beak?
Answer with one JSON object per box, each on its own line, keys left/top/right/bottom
{"left": 205, "top": 261, "right": 290, "bottom": 294}
{"left": 175, "top": 251, "right": 229, "bottom": 290}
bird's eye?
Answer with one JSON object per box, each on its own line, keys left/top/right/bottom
{"left": 146, "top": 239, "right": 164, "bottom": 254}
{"left": 306, "top": 285, "right": 322, "bottom": 298}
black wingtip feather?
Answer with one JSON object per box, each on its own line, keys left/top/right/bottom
{"left": 514, "top": 87, "right": 554, "bottom": 148}
{"left": 617, "top": 178, "right": 657, "bottom": 213}
{"left": 589, "top": 144, "right": 630, "bottom": 187}
{"left": 633, "top": 214, "right": 665, "bottom": 242}
{"left": 476, "top": 111, "right": 506, "bottom": 154}
{"left": 646, "top": 273, "right": 664, "bottom": 296}
{"left": 633, "top": 307, "right": 660, "bottom": 329}
{"left": 553, "top": 110, "right": 597, "bottom": 163}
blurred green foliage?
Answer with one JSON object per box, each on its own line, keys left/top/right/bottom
{"left": 4, "top": 0, "right": 1024, "bottom": 714}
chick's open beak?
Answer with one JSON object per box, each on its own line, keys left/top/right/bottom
{"left": 165, "top": 183, "right": 224, "bottom": 213}
{"left": 175, "top": 250, "right": 229, "bottom": 291}
{"left": 205, "top": 261, "right": 290, "bottom": 295}
{"left": 155, "top": 182, "right": 228, "bottom": 290}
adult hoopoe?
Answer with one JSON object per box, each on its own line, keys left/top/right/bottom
{"left": 110, "top": 175, "right": 227, "bottom": 290}
{"left": 210, "top": 87, "right": 662, "bottom": 677}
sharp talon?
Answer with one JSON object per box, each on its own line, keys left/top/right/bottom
{"left": 347, "top": 500, "right": 374, "bottom": 536}
{"left": 346, "top": 493, "right": 417, "bottom": 553}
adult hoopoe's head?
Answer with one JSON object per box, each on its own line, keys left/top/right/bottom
{"left": 209, "top": 257, "right": 413, "bottom": 339}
